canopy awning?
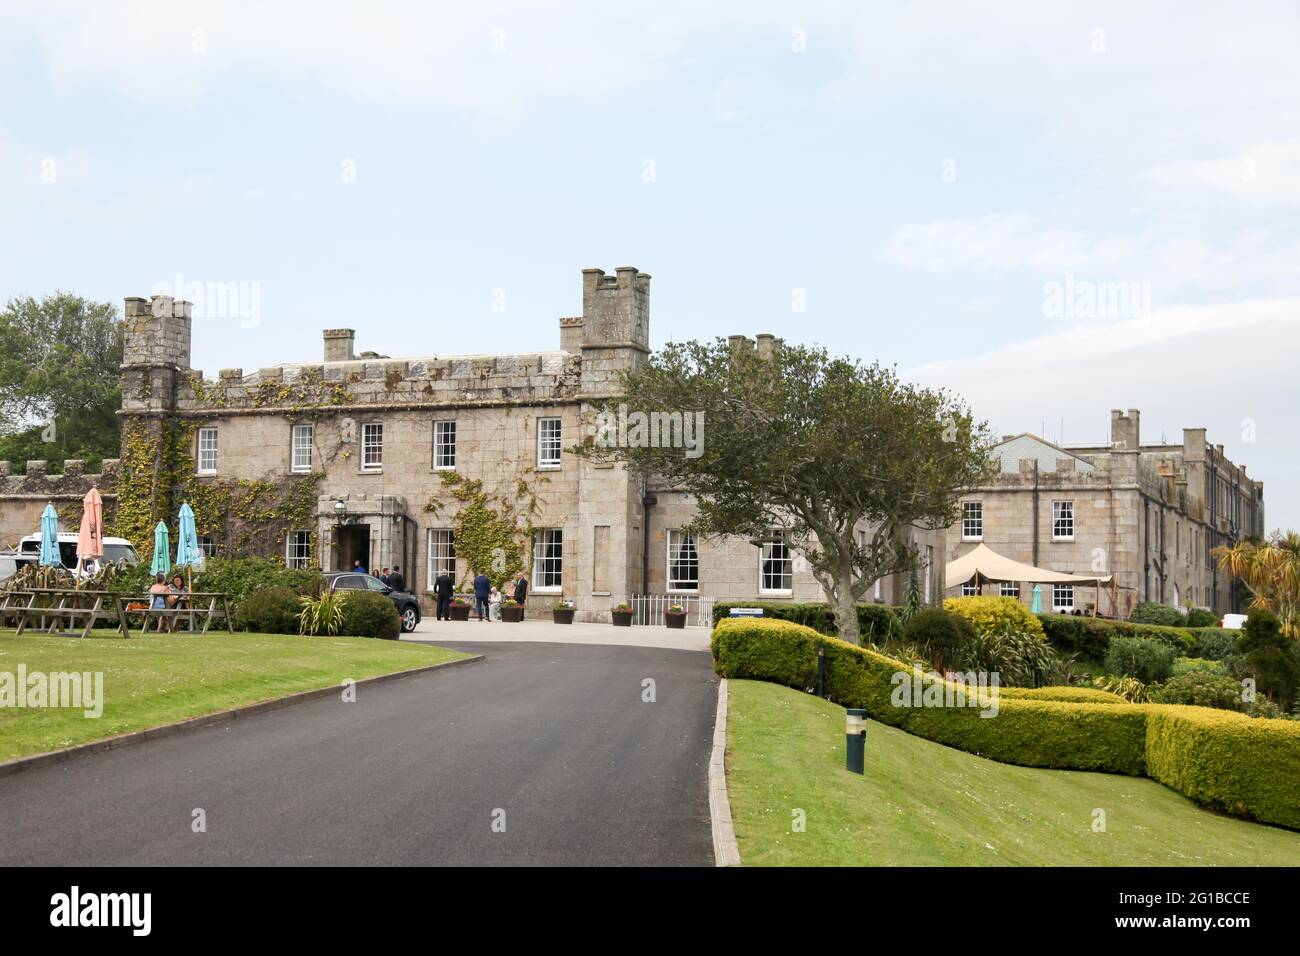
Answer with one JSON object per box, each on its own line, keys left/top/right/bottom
{"left": 945, "top": 543, "right": 1113, "bottom": 590}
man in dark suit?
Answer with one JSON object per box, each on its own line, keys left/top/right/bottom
{"left": 513, "top": 573, "right": 528, "bottom": 606}
{"left": 473, "top": 571, "right": 492, "bottom": 622}
{"left": 433, "top": 570, "right": 454, "bottom": 620}
{"left": 387, "top": 565, "right": 406, "bottom": 593}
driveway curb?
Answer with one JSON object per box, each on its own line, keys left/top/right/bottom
{"left": 709, "top": 677, "right": 742, "bottom": 867}
{"left": 0, "top": 653, "right": 484, "bottom": 779}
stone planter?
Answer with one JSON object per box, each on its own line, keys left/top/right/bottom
{"left": 665, "top": 611, "right": 687, "bottom": 630}
{"left": 553, "top": 608, "right": 575, "bottom": 624}
{"left": 500, "top": 605, "right": 524, "bottom": 623}
{"left": 611, "top": 610, "right": 633, "bottom": 627}
{"left": 449, "top": 604, "right": 471, "bottom": 621}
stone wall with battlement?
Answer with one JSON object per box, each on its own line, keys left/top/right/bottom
{"left": 0, "top": 459, "right": 119, "bottom": 550}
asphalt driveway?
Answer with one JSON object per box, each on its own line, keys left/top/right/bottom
{"left": 0, "top": 641, "right": 717, "bottom": 866}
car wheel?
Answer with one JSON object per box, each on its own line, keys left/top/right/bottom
{"left": 401, "top": 606, "right": 419, "bottom": 633}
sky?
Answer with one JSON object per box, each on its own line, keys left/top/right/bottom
{"left": 1, "top": 1, "right": 1297, "bottom": 527}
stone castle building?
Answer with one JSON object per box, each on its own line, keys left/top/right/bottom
{"left": 34, "top": 266, "right": 940, "bottom": 622}
{"left": 943, "top": 409, "right": 1265, "bottom": 616}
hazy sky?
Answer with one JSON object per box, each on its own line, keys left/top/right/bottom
{"left": 2, "top": 2, "right": 1297, "bottom": 527}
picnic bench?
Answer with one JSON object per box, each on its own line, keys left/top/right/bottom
{"left": 121, "top": 591, "right": 234, "bottom": 636}
{"left": 8, "top": 588, "right": 131, "bottom": 639}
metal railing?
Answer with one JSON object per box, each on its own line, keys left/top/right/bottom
{"left": 630, "top": 594, "right": 716, "bottom": 627}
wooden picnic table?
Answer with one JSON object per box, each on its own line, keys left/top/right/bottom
{"left": 121, "top": 591, "right": 234, "bottom": 636}
{"left": 7, "top": 588, "right": 131, "bottom": 639}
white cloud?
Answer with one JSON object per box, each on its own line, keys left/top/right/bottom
{"left": 905, "top": 299, "right": 1300, "bottom": 530}
{"left": 1150, "top": 142, "right": 1300, "bottom": 205}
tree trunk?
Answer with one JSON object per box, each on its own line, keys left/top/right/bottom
{"left": 833, "top": 574, "right": 861, "bottom": 644}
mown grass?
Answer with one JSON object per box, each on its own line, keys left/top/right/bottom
{"left": 0, "top": 629, "right": 467, "bottom": 761}
{"left": 726, "top": 678, "right": 1300, "bottom": 866}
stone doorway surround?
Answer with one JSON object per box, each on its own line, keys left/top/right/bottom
{"left": 316, "top": 493, "right": 411, "bottom": 575}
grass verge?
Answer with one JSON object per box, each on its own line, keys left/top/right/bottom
{"left": 726, "top": 678, "right": 1300, "bottom": 866}
{"left": 0, "top": 629, "right": 468, "bottom": 761}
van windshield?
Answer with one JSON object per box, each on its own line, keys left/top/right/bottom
{"left": 15, "top": 541, "right": 138, "bottom": 567}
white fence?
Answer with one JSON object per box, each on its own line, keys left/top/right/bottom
{"left": 630, "top": 594, "right": 716, "bottom": 627}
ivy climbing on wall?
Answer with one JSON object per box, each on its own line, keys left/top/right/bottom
{"left": 424, "top": 469, "right": 548, "bottom": 590}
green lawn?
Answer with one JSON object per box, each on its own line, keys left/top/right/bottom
{"left": 0, "top": 629, "right": 468, "bottom": 761}
{"left": 725, "top": 678, "right": 1300, "bottom": 866}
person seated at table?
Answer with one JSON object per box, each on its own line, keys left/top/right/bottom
{"left": 148, "top": 574, "right": 170, "bottom": 632}
{"left": 167, "top": 573, "right": 190, "bottom": 632}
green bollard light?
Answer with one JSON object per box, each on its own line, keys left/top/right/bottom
{"left": 845, "top": 708, "right": 866, "bottom": 774}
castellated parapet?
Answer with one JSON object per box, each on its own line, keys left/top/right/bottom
{"left": 0, "top": 459, "right": 120, "bottom": 548}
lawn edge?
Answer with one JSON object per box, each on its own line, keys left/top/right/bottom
{"left": 709, "top": 677, "right": 742, "bottom": 867}
{"left": 0, "top": 652, "right": 484, "bottom": 777}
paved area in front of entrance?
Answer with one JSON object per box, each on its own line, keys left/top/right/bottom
{"left": 407, "top": 615, "right": 711, "bottom": 652}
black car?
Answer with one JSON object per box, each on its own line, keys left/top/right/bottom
{"left": 324, "top": 572, "right": 422, "bottom": 634}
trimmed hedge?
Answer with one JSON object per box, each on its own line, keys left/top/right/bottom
{"left": 1037, "top": 614, "right": 1196, "bottom": 663}
{"left": 1186, "top": 608, "right": 1219, "bottom": 628}
{"left": 712, "top": 618, "right": 1148, "bottom": 775}
{"left": 712, "top": 616, "right": 1300, "bottom": 829}
{"left": 710, "top": 601, "right": 902, "bottom": 640}
{"left": 234, "top": 586, "right": 302, "bottom": 634}
{"left": 337, "top": 591, "right": 401, "bottom": 639}
{"left": 1105, "top": 636, "right": 1177, "bottom": 683}
{"left": 1145, "top": 705, "right": 1300, "bottom": 829}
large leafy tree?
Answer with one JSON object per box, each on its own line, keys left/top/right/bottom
{"left": 1214, "top": 531, "right": 1300, "bottom": 638}
{"left": 578, "top": 337, "right": 994, "bottom": 644}
{"left": 0, "top": 293, "right": 123, "bottom": 470}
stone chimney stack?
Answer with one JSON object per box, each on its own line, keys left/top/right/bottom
{"left": 324, "top": 329, "right": 356, "bottom": 362}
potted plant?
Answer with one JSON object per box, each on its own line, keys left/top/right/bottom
{"left": 500, "top": 597, "right": 524, "bottom": 622}
{"left": 664, "top": 603, "right": 687, "bottom": 629}
{"left": 553, "top": 599, "right": 575, "bottom": 624}
{"left": 449, "top": 595, "right": 472, "bottom": 621}
{"left": 611, "top": 601, "right": 633, "bottom": 627}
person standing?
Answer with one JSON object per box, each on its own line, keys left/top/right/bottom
{"left": 473, "top": 571, "right": 491, "bottom": 622}
{"left": 513, "top": 573, "right": 528, "bottom": 607}
{"left": 387, "top": 565, "right": 405, "bottom": 592}
{"left": 352, "top": 559, "right": 367, "bottom": 574}
{"left": 433, "top": 569, "right": 454, "bottom": 621}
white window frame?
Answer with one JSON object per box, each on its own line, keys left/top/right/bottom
{"left": 433, "top": 420, "right": 456, "bottom": 470}
{"left": 961, "top": 501, "right": 983, "bottom": 541}
{"left": 1052, "top": 500, "right": 1075, "bottom": 541}
{"left": 758, "top": 531, "right": 793, "bottom": 594}
{"left": 285, "top": 529, "right": 312, "bottom": 570}
{"left": 961, "top": 582, "right": 978, "bottom": 596}
{"left": 667, "top": 530, "right": 699, "bottom": 593}
{"left": 426, "top": 528, "right": 456, "bottom": 590}
{"left": 197, "top": 535, "right": 218, "bottom": 558}
{"left": 999, "top": 582, "right": 1020, "bottom": 598}
{"left": 1052, "top": 583, "right": 1075, "bottom": 611}
{"left": 537, "top": 417, "right": 562, "bottom": 469}
{"left": 361, "top": 422, "right": 383, "bottom": 471}
{"left": 532, "top": 528, "right": 563, "bottom": 592}
{"left": 291, "top": 423, "right": 314, "bottom": 474}
{"left": 196, "top": 426, "right": 218, "bottom": 476}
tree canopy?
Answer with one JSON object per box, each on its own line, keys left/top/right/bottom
{"left": 578, "top": 336, "right": 995, "bottom": 643}
{"left": 0, "top": 293, "right": 123, "bottom": 471}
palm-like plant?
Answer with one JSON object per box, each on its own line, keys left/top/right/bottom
{"left": 299, "top": 589, "right": 348, "bottom": 636}
{"left": 1213, "top": 531, "right": 1300, "bottom": 638}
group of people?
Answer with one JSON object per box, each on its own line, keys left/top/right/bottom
{"left": 349, "top": 560, "right": 406, "bottom": 593}
{"left": 146, "top": 572, "right": 190, "bottom": 632}
{"left": 428, "top": 569, "right": 528, "bottom": 622}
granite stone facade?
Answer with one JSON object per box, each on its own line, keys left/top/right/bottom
{"left": 944, "top": 410, "right": 1265, "bottom": 617}
{"left": 103, "top": 267, "right": 944, "bottom": 621}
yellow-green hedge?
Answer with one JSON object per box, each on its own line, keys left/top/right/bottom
{"left": 712, "top": 617, "right": 1300, "bottom": 830}
{"left": 944, "top": 595, "right": 1046, "bottom": 638}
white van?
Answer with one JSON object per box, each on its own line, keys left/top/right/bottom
{"left": 1219, "top": 613, "right": 1248, "bottom": 630}
{"left": 16, "top": 532, "right": 139, "bottom": 576}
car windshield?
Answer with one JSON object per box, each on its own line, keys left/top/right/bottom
{"left": 365, "top": 577, "right": 390, "bottom": 591}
